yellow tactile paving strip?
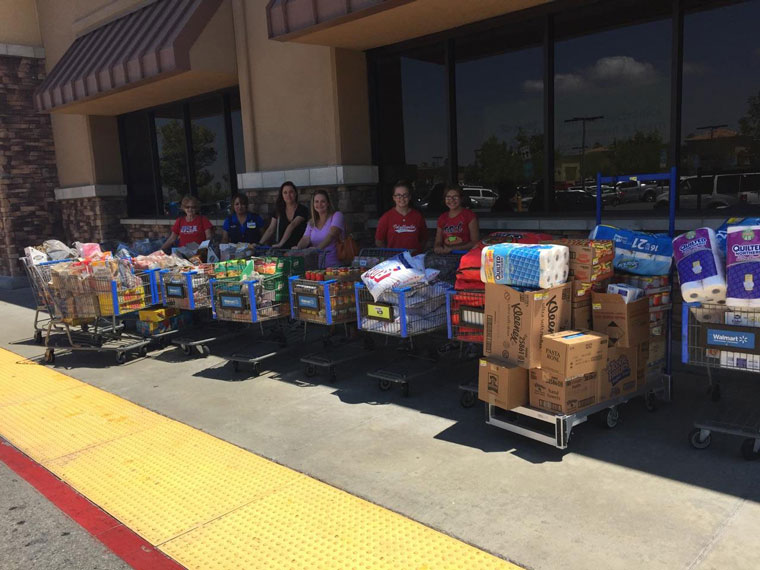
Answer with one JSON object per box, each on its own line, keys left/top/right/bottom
{"left": 0, "top": 348, "right": 520, "bottom": 569}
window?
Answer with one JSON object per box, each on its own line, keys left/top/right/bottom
{"left": 189, "top": 96, "right": 231, "bottom": 216}
{"left": 554, "top": 13, "right": 671, "bottom": 212}
{"left": 681, "top": 0, "right": 760, "bottom": 212}
{"left": 372, "top": 44, "right": 447, "bottom": 213}
{"left": 119, "top": 89, "right": 243, "bottom": 218}
{"left": 456, "top": 25, "right": 543, "bottom": 214}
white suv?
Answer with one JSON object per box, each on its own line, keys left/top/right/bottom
{"left": 463, "top": 187, "right": 499, "bottom": 209}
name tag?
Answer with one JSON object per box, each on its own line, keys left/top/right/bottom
{"left": 246, "top": 222, "right": 257, "bottom": 229}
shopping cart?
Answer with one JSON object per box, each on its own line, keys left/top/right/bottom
{"left": 38, "top": 259, "right": 158, "bottom": 364}
{"left": 683, "top": 302, "right": 760, "bottom": 459}
{"left": 445, "top": 289, "right": 485, "bottom": 407}
{"left": 353, "top": 248, "right": 407, "bottom": 269}
{"left": 20, "top": 257, "right": 71, "bottom": 344}
{"left": 163, "top": 259, "right": 252, "bottom": 355}
{"left": 209, "top": 271, "right": 292, "bottom": 374}
{"left": 159, "top": 264, "right": 215, "bottom": 310}
{"left": 357, "top": 279, "right": 453, "bottom": 396}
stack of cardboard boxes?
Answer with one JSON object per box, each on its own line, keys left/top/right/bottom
{"left": 478, "top": 238, "right": 656, "bottom": 416}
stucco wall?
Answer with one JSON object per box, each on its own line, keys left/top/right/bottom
{"left": 0, "top": 0, "right": 41, "bottom": 46}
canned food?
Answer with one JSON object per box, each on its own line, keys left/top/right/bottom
{"left": 652, "top": 293, "right": 662, "bottom": 306}
{"left": 661, "top": 292, "right": 670, "bottom": 305}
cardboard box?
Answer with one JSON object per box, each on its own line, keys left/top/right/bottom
{"left": 545, "top": 239, "right": 614, "bottom": 282}
{"left": 600, "top": 346, "right": 639, "bottom": 402}
{"left": 478, "top": 358, "right": 528, "bottom": 410}
{"left": 139, "top": 308, "right": 179, "bottom": 322}
{"left": 541, "top": 330, "right": 608, "bottom": 378}
{"left": 483, "top": 282, "right": 571, "bottom": 369}
{"left": 572, "top": 281, "right": 593, "bottom": 302}
{"left": 591, "top": 293, "right": 649, "bottom": 348}
{"left": 529, "top": 368, "right": 599, "bottom": 414}
{"left": 571, "top": 300, "right": 592, "bottom": 330}
{"left": 569, "top": 261, "right": 614, "bottom": 283}
{"left": 136, "top": 319, "right": 172, "bottom": 336}
{"left": 637, "top": 342, "right": 650, "bottom": 389}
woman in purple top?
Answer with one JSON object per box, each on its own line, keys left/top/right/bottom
{"left": 293, "top": 189, "right": 344, "bottom": 267}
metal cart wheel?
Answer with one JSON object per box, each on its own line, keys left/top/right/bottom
{"left": 115, "top": 352, "right": 127, "bottom": 365}
{"left": 139, "top": 346, "right": 148, "bottom": 357}
{"left": 232, "top": 360, "right": 240, "bottom": 372}
{"left": 305, "top": 364, "right": 317, "bottom": 378}
{"left": 740, "top": 438, "right": 760, "bottom": 461}
{"left": 460, "top": 390, "right": 476, "bottom": 408}
{"left": 598, "top": 407, "right": 620, "bottom": 429}
{"left": 200, "top": 344, "right": 211, "bottom": 357}
{"left": 378, "top": 379, "right": 392, "bottom": 391}
{"left": 181, "top": 345, "right": 192, "bottom": 357}
{"left": 252, "top": 363, "right": 261, "bottom": 376}
{"left": 34, "top": 330, "right": 43, "bottom": 345}
{"left": 645, "top": 391, "right": 658, "bottom": 412}
{"left": 81, "top": 323, "right": 89, "bottom": 333}
{"left": 93, "top": 334, "right": 103, "bottom": 348}
{"left": 689, "top": 428, "right": 712, "bottom": 449}
{"left": 158, "top": 337, "right": 169, "bottom": 348}
{"left": 44, "top": 348, "right": 55, "bottom": 364}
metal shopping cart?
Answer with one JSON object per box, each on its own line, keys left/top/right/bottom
{"left": 20, "top": 257, "right": 71, "bottom": 344}
{"left": 162, "top": 261, "right": 249, "bottom": 355}
{"left": 445, "top": 289, "right": 486, "bottom": 407}
{"left": 37, "top": 259, "right": 158, "bottom": 364}
{"left": 209, "top": 269, "right": 292, "bottom": 375}
{"left": 683, "top": 302, "right": 760, "bottom": 460}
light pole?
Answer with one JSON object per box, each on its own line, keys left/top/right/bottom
{"left": 565, "top": 116, "right": 603, "bottom": 191}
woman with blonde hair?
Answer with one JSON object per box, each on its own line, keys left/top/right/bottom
{"left": 161, "top": 195, "right": 214, "bottom": 250}
{"left": 293, "top": 189, "right": 344, "bottom": 267}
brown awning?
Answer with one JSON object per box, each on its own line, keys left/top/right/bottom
{"left": 35, "top": 0, "right": 223, "bottom": 112}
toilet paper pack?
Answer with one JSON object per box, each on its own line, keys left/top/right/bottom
{"left": 673, "top": 228, "right": 727, "bottom": 304}
{"left": 480, "top": 243, "right": 569, "bottom": 289}
{"left": 606, "top": 283, "right": 645, "bottom": 304}
{"left": 726, "top": 226, "right": 760, "bottom": 307}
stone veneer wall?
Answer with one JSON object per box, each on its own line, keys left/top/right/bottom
{"left": 0, "top": 54, "right": 60, "bottom": 276}
{"left": 59, "top": 197, "right": 128, "bottom": 244}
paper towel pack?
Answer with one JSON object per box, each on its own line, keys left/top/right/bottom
{"left": 726, "top": 226, "right": 760, "bottom": 307}
{"left": 480, "top": 243, "right": 569, "bottom": 289}
{"left": 673, "top": 227, "right": 726, "bottom": 304}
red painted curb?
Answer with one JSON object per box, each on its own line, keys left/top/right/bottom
{"left": 0, "top": 439, "right": 185, "bottom": 570}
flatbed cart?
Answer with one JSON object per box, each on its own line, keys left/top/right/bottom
{"left": 209, "top": 271, "right": 292, "bottom": 375}
{"left": 486, "top": 369, "right": 671, "bottom": 450}
{"left": 37, "top": 260, "right": 159, "bottom": 365}
{"left": 683, "top": 302, "right": 760, "bottom": 460}
{"left": 445, "top": 289, "right": 485, "bottom": 408}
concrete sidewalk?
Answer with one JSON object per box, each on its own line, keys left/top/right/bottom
{"left": 1, "top": 287, "right": 758, "bottom": 570}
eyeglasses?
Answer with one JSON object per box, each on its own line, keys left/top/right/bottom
{"left": 445, "top": 196, "right": 460, "bottom": 201}
{"left": 393, "top": 194, "right": 410, "bottom": 198}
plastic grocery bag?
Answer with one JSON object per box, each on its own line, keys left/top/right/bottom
{"left": 43, "top": 240, "right": 76, "bottom": 260}
{"left": 74, "top": 242, "right": 102, "bottom": 259}
{"left": 361, "top": 252, "right": 432, "bottom": 301}
{"left": 589, "top": 225, "right": 672, "bottom": 276}
{"left": 24, "top": 246, "right": 48, "bottom": 265}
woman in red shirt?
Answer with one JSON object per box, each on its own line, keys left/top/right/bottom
{"left": 161, "top": 195, "right": 214, "bottom": 250}
{"left": 434, "top": 185, "right": 479, "bottom": 254}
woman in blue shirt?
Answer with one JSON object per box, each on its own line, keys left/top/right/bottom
{"left": 221, "top": 193, "right": 264, "bottom": 243}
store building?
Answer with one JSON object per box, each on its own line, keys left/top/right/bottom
{"left": 2, "top": 0, "right": 760, "bottom": 280}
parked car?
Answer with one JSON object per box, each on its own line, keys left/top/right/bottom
{"left": 615, "top": 180, "right": 659, "bottom": 203}
{"left": 655, "top": 175, "right": 741, "bottom": 210}
{"left": 463, "top": 186, "right": 499, "bottom": 209}
{"left": 568, "top": 185, "right": 622, "bottom": 206}
{"left": 416, "top": 182, "right": 476, "bottom": 212}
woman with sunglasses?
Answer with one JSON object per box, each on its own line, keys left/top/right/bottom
{"left": 433, "top": 185, "right": 479, "bottom": 254}
{"left": 374, "top": 180, "right": 427, "bottom": 254}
